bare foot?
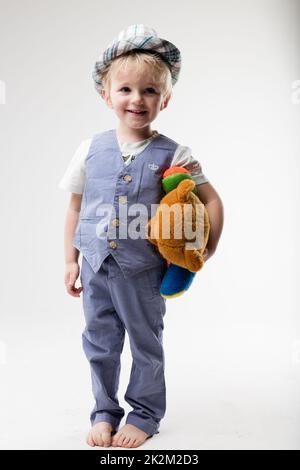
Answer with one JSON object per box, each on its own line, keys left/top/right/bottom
{"left": 86, "top": 421, "right": 115, "bottom": 447}
{"left": 111, "top": 423, "right": 151, "bottom": 448}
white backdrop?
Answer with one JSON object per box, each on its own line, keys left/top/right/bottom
{"left": 0, "top": 0, "right": 299, "bottom": 449}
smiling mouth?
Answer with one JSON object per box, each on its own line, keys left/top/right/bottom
{"left": 127, "top": 110, "right": 147, "bottom": 115}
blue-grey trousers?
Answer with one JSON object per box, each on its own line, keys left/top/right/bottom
{"left": 80, "top": 254, "right": 168, "bottom": 436}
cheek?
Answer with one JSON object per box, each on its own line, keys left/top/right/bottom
{"left": 152, "top": 96, "right": 163, "bottom": 108}
{"left": 152, "top": 100, "right": 162, "bottom": 112}
{"left": 111, "top": 96, "right": 126, "bottom": 109}
{"left": 115, "top": 104, "right": 127, "bottom": 114}
{"left": 141, "top": 99, "right": 155, "bottom": 113}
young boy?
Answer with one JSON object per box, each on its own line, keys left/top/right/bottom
{"left": 59, "top": 24, "right": 224, "bottom": 449}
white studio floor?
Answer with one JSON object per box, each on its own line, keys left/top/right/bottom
{"left": 0, "top": 311, "right": 299, "bottom": 450}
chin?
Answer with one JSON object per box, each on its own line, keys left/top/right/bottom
{"left": 129, "top": 122, "right": 149, "bottom": 129}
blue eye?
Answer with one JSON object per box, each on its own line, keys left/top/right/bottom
{"left": 119, "top": 87, "right": 156, "bottom": 94}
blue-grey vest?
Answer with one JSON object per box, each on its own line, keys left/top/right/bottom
{"left": 73, "top": 128, "right": 179, "bottom": 277}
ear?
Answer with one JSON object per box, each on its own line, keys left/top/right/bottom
{"left": 177, "top": 179, "right": 196, "bottom": 203}
{"left": 160, "top": 93, "right": 172, "bottom": 111}
{"left": 101, "top": 89, "right": 113, "bottom": 109}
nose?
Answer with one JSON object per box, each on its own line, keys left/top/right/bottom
{"left": 131, "top": 90, "right": 144, "bottom": 105}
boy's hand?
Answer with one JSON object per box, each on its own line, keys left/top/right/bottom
{"left": 203, "top": 247, "right": 214, "bottom": 262}
{"left": 64, "top": 262, "right": 83, "bottom": 297}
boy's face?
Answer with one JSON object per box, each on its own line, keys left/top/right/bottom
{"left": 101, "top": 64, "right": 171, "bottom": 131}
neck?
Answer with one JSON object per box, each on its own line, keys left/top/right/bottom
{"left": 117, "top": 124, "right": 154, "bottom": 143}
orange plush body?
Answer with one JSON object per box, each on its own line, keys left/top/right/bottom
{"left": 147, "top": 176, "right": 210, "bottom": 272}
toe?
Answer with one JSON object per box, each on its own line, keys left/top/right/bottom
{"left": 127, "top": 438, "right": 135, "bottom": 448}
{"left": 111, "top": 432, "right": 121, "bottom": 447}
{"left": 86, "top": 433, "right": 95, "bottom": 447}
{"left": 102, "top": 431, "right": 112, "bottom": 447}
{"left": 122, "top": 436, "right": 131, "bottom": 447}
{"left": 93, "top": 433, "right": 104, "bottom": 447}
{"left": 131, "top": 439, "right": 141, "bottom": 448}
{"left": 117, "top": 433, "right": 127, "bottom": 447}
{"left": 112, "top": 432, "right": 124, "bottom": 447}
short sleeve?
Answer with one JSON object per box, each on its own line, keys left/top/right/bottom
{"left": 58, "top": 139, "right": 92, "bottom": 194}
{"left": 171, "top": 145, "right": 209, "bottom": 185}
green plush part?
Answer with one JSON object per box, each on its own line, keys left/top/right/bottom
{"left": 162, "top": 173, "right": 192, "bottom": 193}
{"left": 162, "top": 173, "right": 198, "bottom": 195}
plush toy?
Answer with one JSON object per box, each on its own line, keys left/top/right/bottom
{"left": 147, "top": 167, "right": 210, "bottom": 298}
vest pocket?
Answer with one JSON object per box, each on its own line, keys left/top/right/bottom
{"left": 78, "top": 221, "right": 102, "bottom": 253}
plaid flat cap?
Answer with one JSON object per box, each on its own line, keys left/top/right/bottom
{"left": 92, "top": 24, "right": 181, "bottom": 97}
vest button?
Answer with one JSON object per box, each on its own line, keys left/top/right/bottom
{"left": 111, "top": 218, "right": 119, "bottom": 227}
{"left": 123, "top": 174, "right": 132, "bottom": 183}
{"left": 109, "top": 241, "right": 117, "bottom": 249}
{"left": 118, "top": 195, "right": 127, "bottom": 204}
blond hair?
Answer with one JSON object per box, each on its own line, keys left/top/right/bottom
{"left": 101, "top": 50, "right": 173, "bottom": 101}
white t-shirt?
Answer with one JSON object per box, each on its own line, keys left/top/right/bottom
{"left": 58, "top": 130, "right": 209, "bottom": 194}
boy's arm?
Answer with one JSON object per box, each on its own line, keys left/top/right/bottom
{"left": 63, "top": 193, "right": 83, "bottom": 297}
{"left": 64, "top": 193, "right": 82, "bottom": 264}
{"left": 195, "top": 182, "right": 224, "bottom": 259}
